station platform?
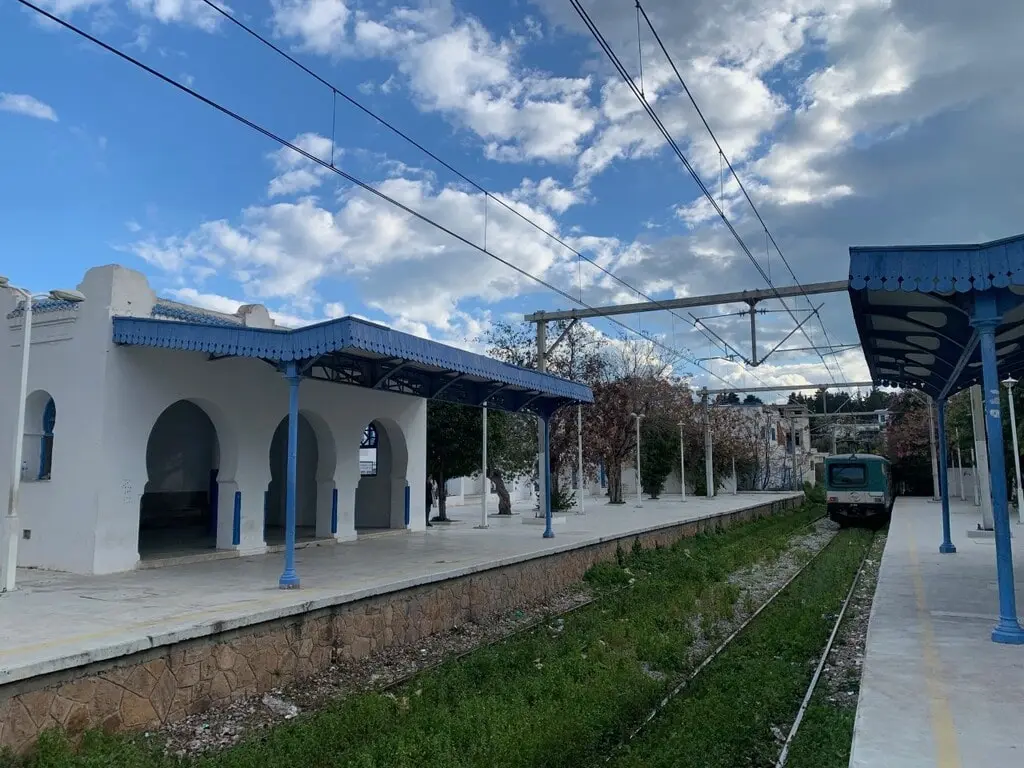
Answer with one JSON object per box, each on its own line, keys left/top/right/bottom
{"left": 850, "top": 497, "right": 1024, "bottom": 768}
{"left": 0, "top": 492, "right": 798, "bottom": 689}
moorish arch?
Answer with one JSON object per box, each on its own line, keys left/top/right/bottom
{"left": 354, "top": 416, "right": 409, "bottom": 531}
{"left": 139, "top": 399, "right": 225, "bottom": 557}
{"left": 265, "top": 409, "right": 337, "bottom": 542}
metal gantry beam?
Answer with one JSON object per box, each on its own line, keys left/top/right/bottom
{"left": 526, "top": 279, "right": 850, "bottom": 371}
{"left": 523, "top": 280, "right": 847, "bottom": 323}
{"left": 702, "top": 381, "right": 875, "bottom": 395}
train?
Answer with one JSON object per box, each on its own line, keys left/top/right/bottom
{"left": 823, "top": 453, "right": 894, "bottom": 528}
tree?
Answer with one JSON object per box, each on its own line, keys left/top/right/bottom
{"left": 426, "top": 402, "right": 481, "bottom": 521}
{"left": 485, "top": 410, "right": 536, "bottom": 514}
{"left": 884, "top": 391, "right": 932, "bottom": 495}
{"left": 742, "top": 394, "right": 763, "bottom": 405}
{"left": 583, "top": 337, "right": 686, "bottom": 503}
{"left": 482, "top": 320, "right": 606, "bottom": 501}
{"left": 640, "top": 418, "right": 678, "bottom": 498}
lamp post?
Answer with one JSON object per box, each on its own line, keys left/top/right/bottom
{"left": 1002, "top": 376, "right": 1024, "bottom": 523}
{"left": 630, "top": 412, "right": 644, "bottom": 508}
{"left": 678, "top": 421, "right": 687, "bottom": 502}
{"left": 955, "top": 429, "right": 965, "bottom": 502}
{"left": 0, "top": 277, "right": 86, "bottom": 593}
{"left": 577, "top": 404, "right": 584, "bottom": 515}
{"left": 477, "top": 403, "right": 488, "bottom": 530}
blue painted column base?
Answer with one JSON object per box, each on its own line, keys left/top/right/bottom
{"left": 939, "top": 542, "right": 957, "bottom": 554}
{"left": 279, "top": 574, "right": 301, "bottom": 589}
{"left": 992, "top": 623, "right": 1024, "bottom": 644}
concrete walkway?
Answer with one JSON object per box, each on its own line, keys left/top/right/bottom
{"left": 0, "top": 492, "right": 797, "bottom": 687}
{"left": 850, "top": 497, "right": 1024, "bottom": 768}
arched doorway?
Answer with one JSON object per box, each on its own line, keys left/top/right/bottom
{"left": 266, "top": 413, "right": 320, "bottom": 544}
{"left": 140, "top": 400, "right": 220, "bottom": 558}
{"left": 355, "top": 419, "right": 409, "bottom": 531}
{"left": 22, "top": 390, "right": 56, "bottom": 482}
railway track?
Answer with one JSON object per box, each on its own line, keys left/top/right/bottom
{"left": 374, "top": 513, "right": 830, "bottom": 700}
{"left": 773, "top": 531, "right": 874, "bottom": 767}
{"left": 601, "top": 515, "right": 838, "bottom": 764}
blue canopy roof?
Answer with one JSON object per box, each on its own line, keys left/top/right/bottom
{"left": 112, "top": 314, "right": 593, "bottom": 415}
{"left": 848, "top": 233, "right": 1024, "bottom": 399}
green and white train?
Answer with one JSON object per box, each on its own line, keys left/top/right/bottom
{"left": 823, "top": 453, "right": 895, "bottom": 528}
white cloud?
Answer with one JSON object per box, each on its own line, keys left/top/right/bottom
{"left": 271, "top": 0, "right": 350, "bottom": 55}
{"left": 323, "top": 301, "right": 346, "bottom": 318}
{"left": 356, "top": 75, "right": 398, "bottom": 96}
{"left": 167, "top": 287, "right": 314, "bottom": 329}
{"left": 0, "top": 93, "right": 58, "bottom": 122}
{"left": 122, "top": 0, "right": 1024, "bottom": 392}
{"left": 34, "top": 0, "right": 106, "bottom": 14}
{"left": 397, "top": 18, "right": 597, "bottom": 163}
{"left": 508, "top": 177, "right": 585, "bottom": 215}
{"left": 266, "top": 132, "right": 338, "bottom": 197}
{"left": 128, "top": 168, "right": 596, "bottom": 334}
{"left": 128, "top": 0, "right": 230, "bottom": 32}
{"left": 271, "top": 2, "right": 598, "bottom": 164}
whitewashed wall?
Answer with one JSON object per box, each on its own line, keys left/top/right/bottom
{"left": 0, "top": 265, "right": 428, "bottom": 575}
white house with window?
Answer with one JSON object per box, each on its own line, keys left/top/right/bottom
{"left": 0, "top": 265, "right": 591, "bottom": 580}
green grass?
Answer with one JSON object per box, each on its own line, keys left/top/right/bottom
{"left": 783, "top": 530, "right": 887, "bottom": 768}
{"left": 606, "top": 527, "right": 873, "bottom": 768}
{"left": 5, "top": 504, "right": 823, "bottom": 768}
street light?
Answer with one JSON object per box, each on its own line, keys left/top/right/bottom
{"left": 630, "top": 412, "right": 644, "bottom": 508}
{"left": 678, "top": 421, "right": 687, "bottom": 503}
{"left": 0, "top": 276, "right": 85, "bottom": 593}
{"left": 1002, "top": 376, "right": 1024, "bottom": 523}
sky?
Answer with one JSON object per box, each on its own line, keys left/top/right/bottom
{"left": 2, "top": 0, "right": 1024, "bottom": 395}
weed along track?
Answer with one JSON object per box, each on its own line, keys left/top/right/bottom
{"left": 603, "top": 527, "right": 875, "bottom": 768}
{"left": 7, "top": 504, "right": 837, "bottom": 768}
{"left": 605, "top": 516, "right": 838, "bottom": 763}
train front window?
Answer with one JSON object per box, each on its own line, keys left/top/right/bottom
{"left": 829, "top": 463, "right": 867, "bottom": 487}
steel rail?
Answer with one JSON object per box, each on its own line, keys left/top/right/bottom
{"left": 774, "top": 533, "right": 874, "bottom": 767}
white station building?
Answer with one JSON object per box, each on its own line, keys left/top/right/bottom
{"left": 0, "top": 265, "right": 591, "bottom": 581}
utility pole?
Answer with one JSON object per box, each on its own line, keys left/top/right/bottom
{"left": 703, "top": 391, "right": 714, "bottom": 498}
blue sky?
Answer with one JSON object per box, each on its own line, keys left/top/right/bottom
{"left": 3, "top": 0, "right": 1024, "bottom": 392}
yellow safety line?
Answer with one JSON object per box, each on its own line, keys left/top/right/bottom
{"left": 908, "top": 521, "right": 962, "bottom": 768}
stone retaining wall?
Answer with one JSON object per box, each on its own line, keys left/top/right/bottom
{"left": 0, "top": 497, "right": 799, "bottom": 753}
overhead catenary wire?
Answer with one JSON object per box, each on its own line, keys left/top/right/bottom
{"left": 571, "top": 0, "right": 844, "bottom": 386}
{"left": 18, "top": 0, "right": 758, "bottom": 390}
{"left": 633, "top": 0, "right": 848, "bottom": 385}
{"left": 573, "top": 0, "right": 836, "bottom": 383}
{"left": 194, "top": 0, "right": 771, "bottom": 388}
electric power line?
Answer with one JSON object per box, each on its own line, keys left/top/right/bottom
{"left": 19, "top": 0, "right": 764, "bottom": 391}
{"left": 570, "top": 0, "right": 843, "bottom": 386}
{"left": 634, "top": 0, "right": 848, "bottom": 385}
{"left": 195, "top": 0, "right": 773, "bottom": 389}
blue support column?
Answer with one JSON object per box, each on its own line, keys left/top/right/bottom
{"left": 973, "top": 313, "right": 1024, "bottom": 643}
{"left": 279, "top": 362, "right": 301, "bottom": 589}
{"left": 937, "top": 399, "right": 956, "bottom": 554}
{"left": 542, "top": 414, "right": 554, "bottom": 539}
